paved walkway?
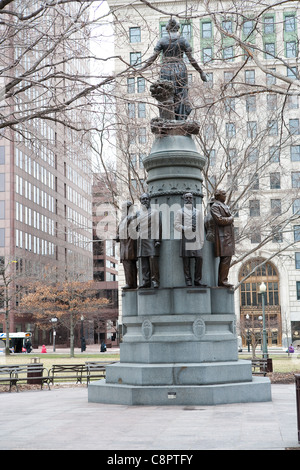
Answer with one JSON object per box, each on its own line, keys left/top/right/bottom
{"left": 0, "top": 383, "right": 299, "bottom": 450}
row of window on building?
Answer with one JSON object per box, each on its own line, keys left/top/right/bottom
{"left": 15, "top": 229, "right": 56, "bottom": 256}
{"left": 129, "top": 15, "right": 298, "bottom": 43}
{"left": 129, "top": 12, "right": 299, "bottom": 63}
{"left": 204, "top": 118, "right": 300, "bottom": 140}
{"left": 16, "top": 174, "right": 55, "bottom": 213}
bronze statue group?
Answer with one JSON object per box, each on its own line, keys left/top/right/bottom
{"left": 116, "top": 189, "right": 235, "bottom": 291}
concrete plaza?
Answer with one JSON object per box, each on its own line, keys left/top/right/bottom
{"left": 0, "top": 383, "right": 299, "bottom": 450}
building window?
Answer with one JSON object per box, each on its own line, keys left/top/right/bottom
{"left": 0, "top": 201, "right": 4, "bottom": 219}
{"left": 295, "top": 252, "right": 300, "bottom": 269}
{"left": 0, "top": 228, "right": 5, "bottom": 247}
{"left": 127, "top": 78, "right": 135, "bottom": 94}
{"left": 270, "top": 172, "right": 280, "bottom": 189}
{"left": 0, "top": 174, "right": 5, "bottom": 192}
{"left": 139, "top": 154, "right": 145, "bottom": 168}
{"left": 239, "top": 259, "right": 279, "bottom": 305}
{"left": 270, "top": 146, "right": 280, "bottom": 162}
{"left": 245, "top": 70, "right": 255, "bottom": 84}
{"left": 203, "top": 47, "right": 212, "bottom": 63}
{"left": 293, "top": 199, "right": 300, "bottom": 214}
{"left": 287, "top": 95, "right": 299, "bottom": 109}
{"left": 248, "top": 147, "right": 258, "bottom": 163}
{"left": 205, "top": 72, "right": 213, "bottom": 86}
{"left": 271, "top": 199, "right": 281, "bottom": 215}
{"left": 127, "top": 103, "right": 135, "bottom": 118}
{"left": 285, "top": 15, "right": 296, "bottom": 32}
{"left": 181, "top": 23, "right": 192, "bottom": 41}
{"left": 264, "top": 16, "right": 275, "bottom": 34}
{"left": 224, "top": 71, "right": 233, "bottom": 84}
{"left": 138, "top": 128, "right": 146, "bottom": 144}
{"left": 296, "top": 281, "right": 300, "bottom": 300}
{"left": 289, "top": 119, "right": 300, "bottom": 135}
{"left": 137, "top": 77, "right": 145, "bottom": 93}
{"left": 265, "top": 42, "right": 275, "bottom": 59}
{"left": 0, "top": 146, "right": 5, "bottom": 165}
{"left": 294, "top": 225, "right": 300, "bottom": 242}
{"left": 223, "top": 46, "right": 234, "bottom": 61}
{"left": 286, "top": 41, "right": 297, "bottom": 58}
{"left": 243, "top": 20, "right": 254, "bottom": 36}
{"left": 247, "top": 121, "right": 257, "bottom": 139}
{"left": 268, "top": 120, "right": 278, "bottom": 136}
{"left": 250, "top": 229, "right": 261, "bottom": 243}
{"left": 222, "top": 20, "right": 233, "bottom": 33}
{"left": 291, "top": 145, "right": 300, "bottom": 161}
{"left": 267, "top": 94, "right": 277, "bottom": 110}
{"left": 129, "top": 27, "right": 141, "bottom": 43}
{"left": 226, "top": 122, "right": 236, "bottom": 138}
{"left": 130, "top": 52, "right": 141, "bottom": 67}
{"left": 246, "top": 96, "right": 256, "bottom": 112}
{"left": 266, "top": 68, "right": 276, "bottom": 85}
{"left": 224, "top": 98, "right": 235, "bottom": 113}
{"left": 202, "top": 21, "right": 212, "bottom": 38}
{"left": 249, "top": 199, "right": 260, "bottom": 217}
{"left": 272, "top": 226, "right": 283, "bottom": 243}
{"left": 287, "top": 66, "right": 298, "bottom": 79}
{"left": 204, "top": 123, "right": 215, "bottom": 140}
{"left": 138, "top": 102, "right": 146, "bottom": 118}
{"left": 292, "top": 172, "right": 300, "bottom": 188}
{"left": 251, "top": 173, "right": 259, "bottom": 190}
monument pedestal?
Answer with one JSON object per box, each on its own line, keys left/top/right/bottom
{"left": 88, "top": 287, "right": 271, "bottom": 406}
{"left": 88, "top": 133, "right": 271, "bottom": 406}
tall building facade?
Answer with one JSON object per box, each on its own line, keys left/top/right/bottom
{"left": 0, "top": 2, "right": 93, "bottom": 341}
{"left": 92, "top": 174, "right": 119, "bottom": 347}
{"left": 107, "top": 0, "right": 300, "bottom": 348}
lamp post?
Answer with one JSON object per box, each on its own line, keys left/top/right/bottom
{"left": 80, "top": 315, "right": 86, "bottom": 352}
{"left": 51, "top": 317, "right": 57, "bottom": 352}
{"left": 259, "top": 282, "right": 268, "bottom": 358}
{"left": 245, "top": 314, "right": 251, "bottom": 352}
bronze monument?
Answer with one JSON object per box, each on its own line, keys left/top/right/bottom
{"left": 174, "top": 192, "right": 206, "bottom": 287}
{"left": 139, "top": 18, "right": 207, "bottom": 124}
{"left": 210, "top": 189, "right": 235, "bottom": 288}
{"left": 116, "top": 201, "right": 138, "bottom": 289}
{"left": 137, "top": 193, "right": 162, "bottom": 288}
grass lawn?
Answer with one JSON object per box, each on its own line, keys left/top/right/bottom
{"left": 241, "top": 354, "right": 300, "bottom": 373}
{"left": 1, "top": 352, "right": 299, "bottom": 373}
{"left": 0, "top": 352, "right": 120, "bottom": 372}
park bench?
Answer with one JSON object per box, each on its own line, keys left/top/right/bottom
{"left": 0, "top": 366, "right": 17, "bottom": 392}
{"left": 251, "top": 358, "right": 273, "bottom": 376}
{"left": 48, "top": 364, "right": 87, "bottom": 386}
{"left": 85, "top": 361, "right": 117, "bottom": 385}
{"left": 0, "top": 364, "right": 50, "bottom": 392}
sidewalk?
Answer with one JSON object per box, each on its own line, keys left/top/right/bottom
{"left": 0, "top": 383, "right": 299, "bottom": 450}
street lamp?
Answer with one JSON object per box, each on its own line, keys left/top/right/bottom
{"left": 246, "top": 314, "right": 251, "bottom": 352}
{"left": 50, "top": 317, "right": 58, "bottom": 352}
{"left": 80, "top": 315, "right": 86, "bottom": 352}
{"left": 259, "top": 282, "right": 268, "bottom": 358}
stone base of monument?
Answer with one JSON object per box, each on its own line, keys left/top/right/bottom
{"left": 88, "top": 371, "right": 271, "bottom": 406}
{"left": 88, "top": 287, "right": 272, "bottom": 406}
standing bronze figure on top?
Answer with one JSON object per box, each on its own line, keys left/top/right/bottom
{"left": 139, "top": 18, "right": 207, "bottom": 123}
